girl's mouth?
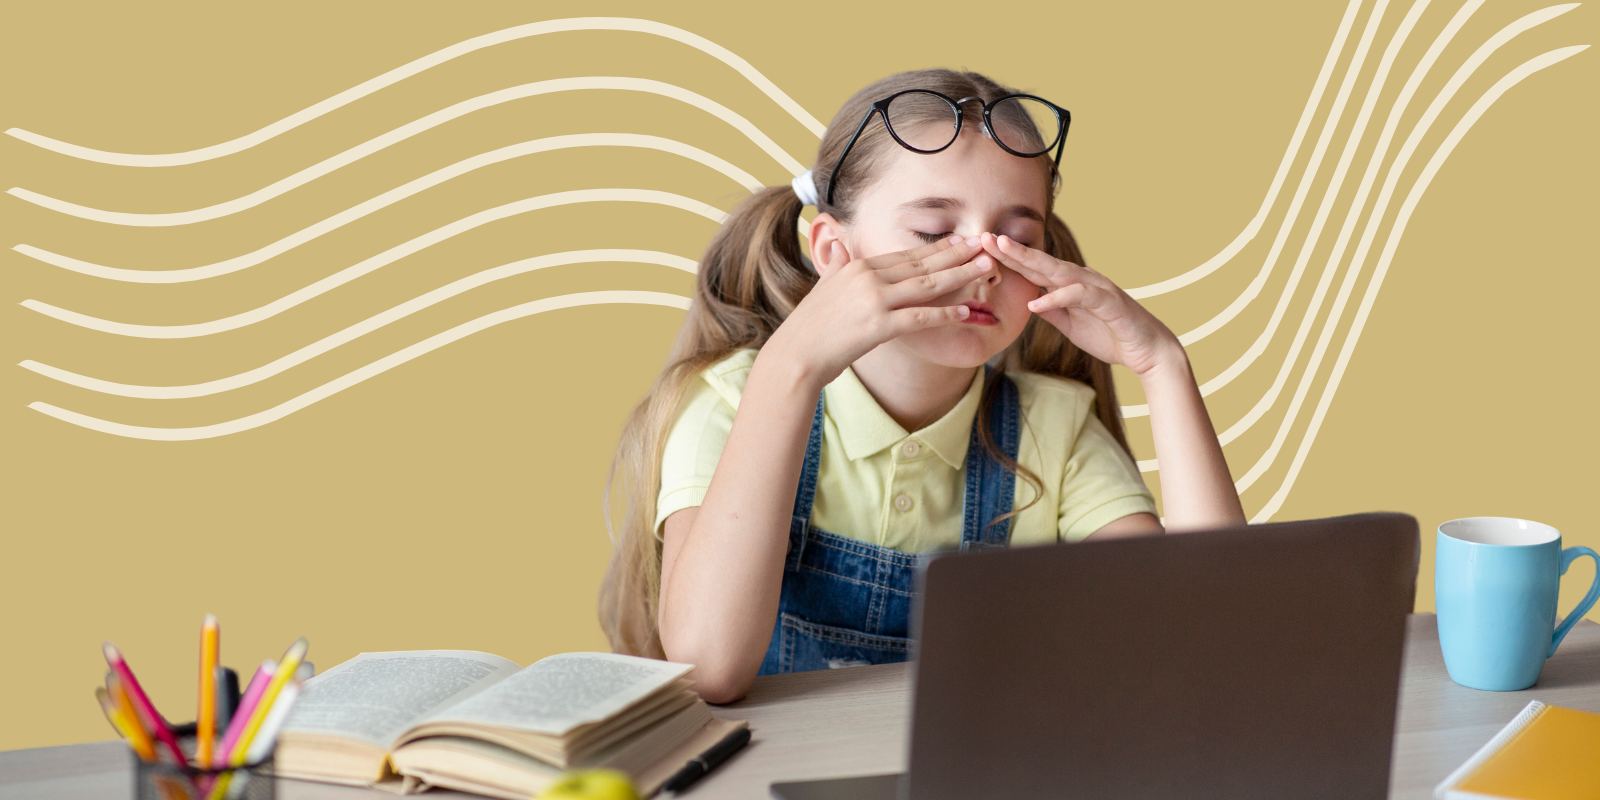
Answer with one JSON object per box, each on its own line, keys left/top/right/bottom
{"left": 960, "top": 301, "right": 997, "bottom": 326}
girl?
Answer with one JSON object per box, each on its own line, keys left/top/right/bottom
{"left": 601, "top": 68, "right": 1245, "bottom": 703}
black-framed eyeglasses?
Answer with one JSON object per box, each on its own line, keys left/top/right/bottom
{"left": 823, "top": 89, "right": 1072, "bottom": 207}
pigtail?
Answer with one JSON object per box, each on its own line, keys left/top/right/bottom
{"left": 600, "top": 185, "right": 814, "bottom": 658}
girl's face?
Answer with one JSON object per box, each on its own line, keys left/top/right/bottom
{"left": 834, "top": 127, "right": 1051, "bottom": 369}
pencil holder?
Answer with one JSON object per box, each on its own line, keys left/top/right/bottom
{"left": 133, "top": 725, "right": 276, "bottom": 800}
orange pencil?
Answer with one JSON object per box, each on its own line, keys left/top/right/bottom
{"left": 197, "top": 615, "right": 219, "bottom": 764}
{"left": 107, "top": 675, "right": 158, "bottom": 762}
{"left": 153, "top": 773, "right": 194, "bottom": 800}
{"left": 95, "top": 686, "right": 156, "bottom": 761}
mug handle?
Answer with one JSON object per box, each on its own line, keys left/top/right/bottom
{"left": 1550, "top": 545, "right": 1600, "bottom": 657}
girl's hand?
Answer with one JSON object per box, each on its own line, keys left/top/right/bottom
{"left": 979, "top": 232, "right": 1180, "bottom": 377}
{"left": 767, "top": 235, "right": 993, "bottom": 387}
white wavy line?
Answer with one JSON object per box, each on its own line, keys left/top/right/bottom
{"left": 1221, "top": 0, "right": 1509, "bottom": 482}
{"left": 1131, "top": 2, "right": 1572, "bottom": 471}
{"left": 1225, "top": 4, "right": 1579, "bottom": 488}
{"left": 4, "top": 18, "right": 823, "bottom": 165}
{"left": 20, "top": 189, "right": 723, "bottom": 338}
{"left": 8, "top": 78, "right": 803, "bottom": 225}
{"left": 1170, "top": 0, "right": 1390, "bottom": 350}
{"left": 1123, "top": 0, "right": 1475, "bottom": 424}
{"left": 18, "top": 250, "right": 697, "bottom": 398}
{"left": 26, "top": 291, "right": 694, "bottom": 441}
{"left": 1252, "top": 45, "right": 1588, "bottom": 522}
{"left": 1124, "top": 0, "right": 1365, "bottom": 299}
{"left": 1122, "top": 0, "right": 1400, "bottom": 420}
{"left": 15, "top": 134, "right": 755, "bottom": 283}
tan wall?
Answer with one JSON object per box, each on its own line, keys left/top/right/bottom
{"left": 2, "top": 0, "right": 1594, "bottom": 750}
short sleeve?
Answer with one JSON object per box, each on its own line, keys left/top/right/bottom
{"left": 653, "top": 375, "right": 737, "bottom": 539}
{"left": 1057, "top": 411, "right": 1159, "bottom": 542}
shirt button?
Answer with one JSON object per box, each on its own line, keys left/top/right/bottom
{"left": 902, "top": 440, "right": 921, "bottom": 458}
{"left": 894, "top": 493, "right": 914, "bottom": 512}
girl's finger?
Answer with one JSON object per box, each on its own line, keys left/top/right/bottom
{"left": 882, "top": 253, "right": 994, "bottom": 304}
{"left": 1029, "top": 281, "right": 1114, "bottom": 316}
{"left": 979, "top": 233, "right": 1059, "bottom": 287}
{"left": 884, "top": 302, "right": 972, "bottom": 336}
{"left": 862, "top": 234, "right": 969, "bottom": 273}
{"left": 997, "top": 233, "right": 1119, "bottom": 292}
{"left": 987, "top": 233, "right": 1116, "bottom": 295}
{"left": 875, "top": 242, "right": 983, "bottom": 283}
{"left": 991, "top": 233, "right": 1066, "bottom": 275}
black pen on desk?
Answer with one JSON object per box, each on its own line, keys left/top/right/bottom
{"left": 661, "top": 726, "right": 750, "bottom": 795}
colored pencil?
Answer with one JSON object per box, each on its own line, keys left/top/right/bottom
{"left": 214, "top": 659, "right": 274, "bottom": 768}
{"left": 204, "top": 771, "right": 234, "bottom": 800}
{"left": 198, "top": 615, "right": 219, "bottom": 764}
{"left": 228, "top": 637, "right": 307, "bottom": 766}
{"left": 107, "top": 675, "right": 158, "bottom": 762}
{"left": 242, "top": 677, "right": 302, "bottom": 765}
{"left": 95, "top": 686, "right": 156, "bottom": 761}
{"left": 154, "top": 773, "right": 194, "bottom": 800}
{"left": 102, "top": 642, "right": 189, "bottom": 767}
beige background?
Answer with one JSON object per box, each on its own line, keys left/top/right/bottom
{"left": 1, "top": 0, "right": 1594, "bottom": 751}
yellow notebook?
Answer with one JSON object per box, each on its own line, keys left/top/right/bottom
{"left": 1434, "top": 701, "right": 1600, "bottom": 800}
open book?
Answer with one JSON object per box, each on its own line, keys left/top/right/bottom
{"left": 273, "top": 650, "right": 746, "bottom": 799}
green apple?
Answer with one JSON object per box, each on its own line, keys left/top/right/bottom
{"left": 539, "top": 769, "right": 641, "bottom": 800}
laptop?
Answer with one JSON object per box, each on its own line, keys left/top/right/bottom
{"left": 770, "top": 511, "right": 1420, "bottom": 800}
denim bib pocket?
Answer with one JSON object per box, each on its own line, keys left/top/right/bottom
{"left": 779, "top": 611, "right": 912, "bottom": 672}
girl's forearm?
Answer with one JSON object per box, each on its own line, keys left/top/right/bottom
{"left": 1138, "top": 345, "right": 1246, "bottom": 532}
{"left": 657, "top": 344, "right": 823, "bottom": 698}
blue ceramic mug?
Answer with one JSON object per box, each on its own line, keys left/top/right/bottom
{"left": 1435, "top": 517, "right": 1600, "bottom": 691}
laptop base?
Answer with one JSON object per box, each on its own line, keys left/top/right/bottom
{"left": 770, "top": 772, "right": 903, "bottom": 800}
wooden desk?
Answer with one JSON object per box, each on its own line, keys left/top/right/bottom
{"left": 4, "top": 614, "right": 1596, "bottom": 800}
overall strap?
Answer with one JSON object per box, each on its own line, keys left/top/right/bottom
{"left": 784, "top": 392, "right": 827, "bottom": 572}
{"left": 960, "top": 367, "right": 1022, "bottom": 552}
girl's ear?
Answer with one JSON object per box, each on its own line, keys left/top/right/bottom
{"left": 807, "top": 212, "right": 853, "bottom": 277}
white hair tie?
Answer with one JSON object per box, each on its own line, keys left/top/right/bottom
{"left": 791, "top": 168, "right": 819, "bottom": 207}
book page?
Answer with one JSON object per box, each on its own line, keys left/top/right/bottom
{"left": 419, "top": 652, "right": 692, "bottom": 736}
{"left": 283, "top": 650, "right": 520, "bottom": 746}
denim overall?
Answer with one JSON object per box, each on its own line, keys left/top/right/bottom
{"left": 756, "top": 367, "right": 1022, "bottom": 674}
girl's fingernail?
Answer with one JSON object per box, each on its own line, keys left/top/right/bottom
{"left": 976, "top": 255, "right": 991, "bottom": 269}
{"left": 948, "top": 234, "right": 964, "bottom": 245}
{"left": 1027, "top": 299, "right": 1040, "bottom": 310}
{"left": 957, "top": 305, "right": 970, "bottom": 316}
{"left": 965, "top": 235, "right": 980, "bottom": 247}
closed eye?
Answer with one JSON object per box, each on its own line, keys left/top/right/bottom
{"left": 913, "top": 229, "right": 1038, "bottom": 248}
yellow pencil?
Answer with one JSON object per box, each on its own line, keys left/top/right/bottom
{"left": 108, "top": 676, "right": 158, "bottom": 761}
{"left": 198, "top": 614, "right": 219, "bottom": 764}
{"left": 228, "top": 637, "right": 307, "bottom": 766}
{"left": 96, "top": 685, "right": 156, "bottom": 761}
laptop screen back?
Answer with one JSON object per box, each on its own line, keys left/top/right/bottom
{"left": 904, "top": 511, "right": 1419, "bottom": 800}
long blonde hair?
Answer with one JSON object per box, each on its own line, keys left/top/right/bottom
{"left": 599, "top": 68, "right": 1134, "bottom": 658}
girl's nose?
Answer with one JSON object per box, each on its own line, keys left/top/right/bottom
{"left": 977, "top": 254, "right": 1002, "bottom": 286}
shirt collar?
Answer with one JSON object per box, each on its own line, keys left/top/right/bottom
{"left": 824, "top": 366, "right": 987, "bottom": 469}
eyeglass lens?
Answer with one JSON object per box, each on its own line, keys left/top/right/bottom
{"left": 884, "top": 91, "right": 1060, "bottom": 156}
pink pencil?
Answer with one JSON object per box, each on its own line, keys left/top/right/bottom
{"left": 214, "top": 659, "right": 275, "bottom": 768}
{"left": 103, "top": 642, "right": 189, "bottom": 768}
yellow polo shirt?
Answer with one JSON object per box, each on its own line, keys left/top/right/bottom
{"left": 654, "top": 348, "right": 1157, "bottom": 552}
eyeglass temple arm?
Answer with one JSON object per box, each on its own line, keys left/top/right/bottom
{"left": 825, "top": 106, "right": 884, "bottom": 207}
{"left": 1053, "top": 109, "right": 1071, "bottom": 167}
